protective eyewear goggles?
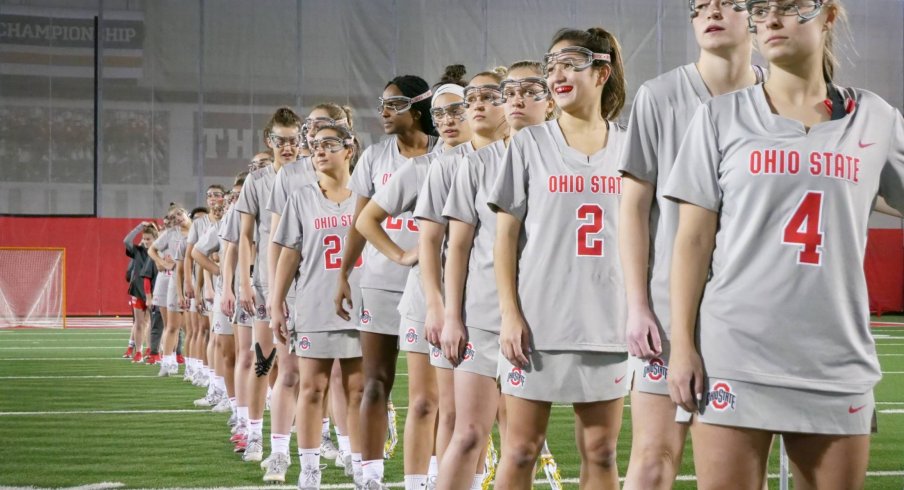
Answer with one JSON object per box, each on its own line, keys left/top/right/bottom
{"left": 430, "top": 102, "right": 468, "bottom": 124}
{"left": 542, "top": 46, "right": 610, "bottom": 77}
{"left": 463, "top": 85, "right": 503, "bottom": 108}
{"left": 689, "top": 0, "right": 745, "bottom": 17}
{"left": 377, "top": 90, "right": 433, "bottom": 114}
{"left": 249, "top": 156, "right": 273, "bottom": 171}
{"left": 309, "top": 136, "right": 351, "bottom": 153}
{"left": 267, "top": 133, "right": 303, "bottom": 148}
{"left": 746, "top": 0, "right": 823, "bottom": 24}
{"left": 499, "top": 78, "right": 550, "bottom": 104}
{"left": 303, "top": 116, "right": 348, "bottom": 135}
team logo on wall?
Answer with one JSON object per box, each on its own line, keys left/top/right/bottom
{"left": 299, "top": 336, "right": 311, "bottom": 351}
{"left": 707, "top": 381, "right": 737, "bottom": 412}
{"left": 643, "top": 358, "right": 668, "bottom": 382}
{"left": 360, "top": 309, "right": 372, "bottom": 325}
{"left": 462, "top": 342, "right": 475, "bottom": 362}
{"left": 507, "top": 367, "right": 526, "bottom": 388}
{"left": 405, "top": 328, "right": 418, "bottom": 344}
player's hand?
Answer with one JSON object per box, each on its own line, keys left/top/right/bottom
{"left": 183, "top": 281, "right": 195, "bottom": 299}
{"left": 334, "top": 276, "right": 353, "bottom": 321}
{"left": 500, "top": 312, "right": 531, "bottom": 368}
{"left": 397, "top": 247, "right": 419, "bottom": 267}
{"left": 163, "top": 257, "right": 176, "bottom": 271}
{"left": 441, "top": 316, "right": 467, "bottom": 366}
{"left": 270, "top": 304, "right": 289, "bottom": 345}
{"left": 425, "top": 303, "right": 444, "bottom": 346}
{"left": 203, "top": 286, "right": 215, "bottom": 304}
{"left": 626, "top": 305, "right": 662, "bottom": 360}
{"left": 178, "top": 293, "right": 189, "bottom": 311}
{"left": 222, "top": 289, "right": 236, "bottom": 317}
{"left": 239, "top": 283, "right": 255, "bottom": 317}
{"left": 668, "top": 345, "right": 705, "bottom": 413}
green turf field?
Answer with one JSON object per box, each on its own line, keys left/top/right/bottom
{"left": 1, "top": 319, "right": 903, "bottom": 489}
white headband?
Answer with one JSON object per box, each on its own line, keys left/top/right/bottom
{"left": 432, "top": 84, "right": 466, "bottom": 106}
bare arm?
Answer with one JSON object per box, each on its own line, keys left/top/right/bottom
{"left": 335, "top": 196, "right": 370, "bottom": 320}
{"left": 355, "top": 200, "right": 415, "bottom": 265}
{"left": 148, "top": 243, "right": 165, "bottom": 269}
{"left": 191, "top": 247, "right": 220, "bottom": 276}
{"left": 441, "top": 219, "right": 475, "bottom": 364}
{"left": 494, "top": 211, "right": 529, "bottom": 367}
{"left": 183, "top": 239, "right": 197, "bottom": 299}
{"left": 875, "top": 196, "right": 903, "bottom": 218}
{"left": 269, "top": 245, "right": 301, "bottom": 345}
{"left": 238, "top": 213, "right": 256, "bottom": 314}
{"left": 267, "top": 212, "right": 283, "bottom": 302}
{"left": 618, "top": 175, "right": 662, "bottom": 359}
{"left": 221, "top": 241, "right": 238, "bottom": 317}
{"left": 419, "top": 219, "right": 445, "bottom": 345}
{"left": 667, "top": 202, "right": 718, "bottom": 413}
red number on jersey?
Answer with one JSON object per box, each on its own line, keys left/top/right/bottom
{"left": 323, "top": 235, "right": 363, "bottom": 270}
{"left": 323, "top": 235, "right": 342, "bottom": 270}
{"left": 782, "top": 191, "right": 824, "bottom": 266}
{"left": 576, "top": 203, "right": 604, "bottom": 257}
{"left": 406, "top": 218, "right": 419, "bottom": 232}
{"left": 385, "top": 216, "right": 403, "bottom": 230}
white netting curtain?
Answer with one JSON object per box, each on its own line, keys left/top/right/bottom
{"left": 0, "top": 0, "right": 902, "bottom": 217}
{"left": 0, "top": 248, "right": 65, "bottom": 328}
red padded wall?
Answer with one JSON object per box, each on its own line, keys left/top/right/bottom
{"left": 0, "top": 217, "right": 902, "bottom": 316}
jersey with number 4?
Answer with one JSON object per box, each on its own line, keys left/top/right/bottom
{"left": 271, "top": 182, "right": 362, "bottom": 332}
{"left": 664, "top": 85, "right": 904, "bottom": 394}
{"left": 488, "top": 120, "right": 627, "bottom": 352}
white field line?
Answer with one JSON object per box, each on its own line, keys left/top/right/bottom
{"left": 878, "top": 409, "right": 904, "bottom": 414}
{"left": 7, "top": 483, "right": 127, "bottom": 490}
{"left": 0, "top": 346, "right": 125, "bottom": 350}
{"left": 44, "top": 471, "right": 904, "bottom": 490}
{"left": 0, "top": 375, "right": 159, "bottom": 379}
{"left": 0, "top": 339, "right": 130, "bottom": 342}
{"left": 0, "top": 409, "right": 212, "bottom": 416}
{"left": 0, "top": 357, "right": 123, "bottom": 361}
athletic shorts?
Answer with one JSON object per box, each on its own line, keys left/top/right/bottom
{"left": 453, "top": 327, "right": 499, "bottom": 379}
{"left": 130, "top": 296, "right": 148, "bottom": 311}
{"left": 675, "top": 377, "right": 875, "bottom": 435}
{"left": 253, "top": 283, "right": 270, "bottom": 322}
{"left": 152, "top": 272, "right": 170, "bottom": 308}
{"left": 166, "top": 277, "right": 183, "bottom": 312}
{"left": 399, "top": 319, "right": 430, "bottom": 354}
{"left": 499, "top": 350, "right": 629, "bottom": 403}
{"left": 212, "top": 293, "right": 233, "bottom": 335}
{"left": 292, "top": 330, "right": 361, "bottom": 359}
{"left": 231, "top": 306, "right": 253, "bottom": 327}
{"left": 203, "top": 299, "right": 214, "bottom": 318}
{"left": 357, "top": 288, "right": 402, "bottom": 336}
{"left": 429, "top": 343, "right": 454, "bottom": 370}
{"left": 628, "top": 342, "right": 672, "bottom": 396}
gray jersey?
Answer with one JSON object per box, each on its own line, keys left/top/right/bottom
{"left": 271, "top": 183, "right": 361, "bottom": 332}
{"left": 195, "top": 222, "right": 220, "bottom": 256}
{"left": 349, "top": 135, "right": 436, "bottom": 291}
{"left": 488, "top": 120, "right": 627, "bottom": 352}
{"left": 170, "top": 230, "right": 187, "bottom": 261}
{"left": 266, "top": 157, "right": 318, "bottom": 215}
{"left": 618, "top": 64, "right": 712, "bottom": 338}
{"left": 663, "top": 85, "right": 904, "bottom": 394}
{"left": 152, "top": 228, "right": 177, "bottom": 277}
{"left": 235, "top": 165, "right": 277, "bottom": 288}
{"left": 218, "top": 205, "right": 242, "bottom": 294}
{"left": 187, "top": 215, "right": 212, "bottom": 245}
{"left": 413, "top": 142, "right": 475, "bottom": 225}
{"left": 443, "top": 140, "right": 506, "bottom": 332}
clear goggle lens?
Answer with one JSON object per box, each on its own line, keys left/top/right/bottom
{"left": 747, "top": 0, "right": 822, "bottom": 22}
{"left": 500, "top": 78, "right": 550, "bottom": 104}
{"left": 430, "top": 102, "right": 468, "bottom": 124}
{"left": 689, "top": 0, "right": 745, "bottom": 16}
{"left": 463, "top": 85, "right": 503, "bottom": 108}
{"left": 249, "top": 157, "right": 273, "bottom": 171}
{"left": 542, "top": 47, "right": 610, "bottom": 77}
{"left": 268, "top": 134, "right": 303, "bottom": 148}
{"left": 309, "top": 136, "right": 349, "bottom": 153}
{"left": 377, "top": 89, "right": 432, "bottom": 114}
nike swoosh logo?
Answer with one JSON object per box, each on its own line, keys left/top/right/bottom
{"left": 615, "top": 375, "right": 626, "bottom": 384}
{"left": 859, "top": 141, "right": 875, "bottom": 148}
{"left": 848, "top": 404, "right": 867, "bottom": 414}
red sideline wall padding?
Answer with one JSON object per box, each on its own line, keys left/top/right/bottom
{"left": 865, "top": 228, "right": 904, "bottom": 314}
{"left": 0, "top": 217, "right": 902, "bottom": 316}
{"left": 0, "top": 217, "right": 150, "bottom": 316}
